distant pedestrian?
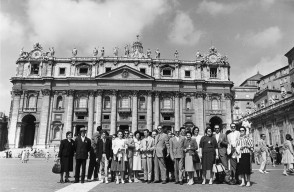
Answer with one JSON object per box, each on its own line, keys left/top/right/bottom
{"left": 45, "top": 152, "right": 50, "bottom": 162}
{"left": 258, "top": 134, "right": 269, "bottom": 174}
{"left": 253, "top": 144, "right": 261, "bottom": 165}
{"left": 270, "top": 147, "right": 277, "bottom": 167}
{"left": 281, "top": 134, "right": 294, "bottom": 176}
{"left": 21, "top": 149, "right": 26, "bottom": 163}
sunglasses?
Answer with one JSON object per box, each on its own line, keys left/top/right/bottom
{"left": 125, "top": 133, "right": 129, "bottom": 134}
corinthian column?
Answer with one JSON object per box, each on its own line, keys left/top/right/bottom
{"left": 65, "top": 90, "right": 74, "bottom": 133}
{"left": 38, "top": 89, "right": 51, "bottom": 148}
{"left": 8, "top": 90, "right": 22, "bottom": 148}
{"left": 132, "top": 91, "right": 138, "bottom": 133}
{"left": 146, "top": 91, "right": 153, "bottom": 131}
{"left": 95, "top": 90, "right": 103, "bottom": 128}
{"left": 174, "top": 92, "right": 180, "bottom": 131}
{"left": 110, "top": 90, "right": 117, "bottom": 135}
{"left": 154, "top": 91, "right": 160, "bottom": 129}
{"left": 87, "top": 91, "right": 95, "bottom": 137}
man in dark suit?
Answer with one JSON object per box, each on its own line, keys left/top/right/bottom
{"left": 74, "top": 127, "right": 91, "bottom": 183}
{"left": 213, "top": 124, "right": 229, "bottom": 183}
{"left": 87, "top": 130, "right": 100, "bottom": 181}
{"left": 96, "top": 130, "right": 112, "bottom": 183}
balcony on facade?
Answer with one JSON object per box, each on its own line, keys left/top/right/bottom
{"left": 118, "top": 107, "right": 132, "bottom": 115}
{"left": 74, "top": 107, "right": 88, "bottom": 115}
{"left": 53, "top": 107, "right": 65, "bottom": 113}
{"left": 161, "top": 108, "right": 174, "bottom": 115}
{"left": 206, "top": 109, "right": 223, "bottom": 115}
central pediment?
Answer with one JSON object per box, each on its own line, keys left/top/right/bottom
{"left": 96, "top": 65, "right": 154, "bottom": 80}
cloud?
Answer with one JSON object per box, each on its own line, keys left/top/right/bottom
{"left": 235, "top": 54, "right": 287, "bottom": 86}
{"left": 237, "top": 26, "right": 282, "bottom": 48}
{"left": 197, "top": 0, "right": 244, "bottom": 16}
{"left": 168, "top": 12, "right": 203, "bottom": 46}
{"left": 25, "top": 0, "right": 168, "bottom": 56}
{"left": 260, "top": 0, "right": 276, "bottom": 8}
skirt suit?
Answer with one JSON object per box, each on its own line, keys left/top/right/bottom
{"left": 111, "top": 138, "right": 127, "bottom": 172}
{"left": 199, "top": 136, "right": 217, "bottom": 172}
{"left": 58, "top": 139, "right": 75, "bottom": 173}
{"left": 184, "top": 138, "right": 198, "bottom": 172}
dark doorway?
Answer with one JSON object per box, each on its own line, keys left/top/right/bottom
{"left": 75, "top": 125, "right": 86, "bottom": 136}
{"left": 20, "top": 115, "right": 36, "bottom": 147}
{"left": 209, "top": 116, "right": 223, "bottom": 132}
{"left": 162, "top": 125, "right": 172, "bottom": 133}
{"left": 119, "top": 125, "right": 129, "bottom": 132}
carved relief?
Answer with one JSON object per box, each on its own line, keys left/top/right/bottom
{"left": 66, "top": 89, "right": 75, "bottom": 96}
{"left": 97, "top": 90, "right": 103, "bottom": 96}
{"left": 41, "top": 89, "right": 51, "bottom": 96}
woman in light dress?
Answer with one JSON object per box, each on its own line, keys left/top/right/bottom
{"left": 111, "top": 130, "right": 128, "bottom": 184}
{"left": 133, "top": 131, "right": 142, "bottom": 182}
{"left": 192, "top": 126, "right": 203, "bottom": 181}
{"left": 184, "top": 131, "right": 197, "bottom": 185}
{"left": 281, "top": 134, "right": 294, "bottom": 176}
{"left": 21, "top": 149, "right": 26, "bottom": 163}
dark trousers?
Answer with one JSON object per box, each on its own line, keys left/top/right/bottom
{"left": 87, "top": 156, "right": 99, "bottom": 179}
{"left": 230, "top": 157, "right": 239, "bottom": 181}
{"left": 75, "top": 159, "right": 87, "bottom": 182}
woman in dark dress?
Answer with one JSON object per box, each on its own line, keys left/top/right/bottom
{"left": 58, "top": 131, "right": 75, "bottom": 183}
{"left": 199, "top": 127, "right": 218, "bottom": 185}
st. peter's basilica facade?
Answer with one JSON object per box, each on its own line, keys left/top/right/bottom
{"left": 8, "top": 38, "right": 233, "bottom": 148}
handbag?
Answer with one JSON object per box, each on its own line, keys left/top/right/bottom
{"left": 52, "top": 160, "right": 61, "bottom": 174}
{"left": 192, "top": 152, "right": 200, "bottom": 163}
{"left": 212, "top": 160, "right": 226, "bottom": 173}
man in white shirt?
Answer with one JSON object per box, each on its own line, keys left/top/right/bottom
{"left": 227, "top": 123, "right": 240, "bottom": 185}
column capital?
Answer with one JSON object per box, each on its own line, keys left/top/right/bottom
{"left": 66, "top": 89, "right": 75, "bottom": 96}
{"left": 174, "top": 91, "right": 181, "bottom": 98}
{"left": 110, "top": 89, "right": 118, "bottom": 96}
{"left": 12, "top": 89, "right": 23, "bottom": 96}
{"left": 195, "top": 91, "right": 206, "bottom": 99}
{"left": 89, "top": 90, "right": 95, "bottom": 97}
{"left": 154, "top": 91, "right": 160, "bottom": 97}
{"left": 97, "top": 89, "right": 103, "bottom": 96}
{"left": 224, "top": 93, "right": 234, "bottom": 100}
{"left": 54, "top": 90, "right": 67, "bottom": 95}
{"left": 41, "top": 89, "right": 51, "bottom": 96}
{"left": 132, "top": 90, "right": 139, "bottom": 96}
{"left": 147, "top": 90, "right": 153, "bottom": 96}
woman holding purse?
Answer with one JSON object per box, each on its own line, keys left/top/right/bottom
{"left": 183, "top": 131, "right": 197, "bottom": 185}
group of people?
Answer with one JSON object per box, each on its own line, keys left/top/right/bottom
{"left": 57, "top": 123, "right": 261, "bottom": 187}
{"left": 257, "top": 133, "right": 294, "bottom": 176}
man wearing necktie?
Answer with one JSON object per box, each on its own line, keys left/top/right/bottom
{"left": 153, "top": 126, "right": 169, "bottom": 184}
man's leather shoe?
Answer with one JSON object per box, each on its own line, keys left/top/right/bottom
{"left": 64, "top": 179, "right": 70, "bottom": 183}
{"left": 162, "top": 180, "right": 167, "bottom": 184}
{"left": 154, "top": 180, "right": 160, "bottom": 183}
{"left": 147, "top": 180, "right": 151, "bottom": 184}
{"left": 175, "top": 181, "right": 179, "bottom": 184}
{"left": 74, "top": 180, "right": 79, "bottom": 183}
{"left": 59, "top": 179, "right": 64, "bottom": 183}
{"left": 81, "top": 180, "right": 84, "bottom": 184}
{"left": 180, "top": 181, "right": 183, "bottom": 185}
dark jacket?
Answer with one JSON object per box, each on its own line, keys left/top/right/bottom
{"left": 58, "top": 139, "right": 75, "bottom": 158}
{"left": 96, "top": 138, "right": 113, "bottom": 160}
{"left": 74, "top": 136, "right": 91, "bottom": 159}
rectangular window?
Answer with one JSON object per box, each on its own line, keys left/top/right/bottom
{"left": 54, "top": 114, "right": 62, "bottom": 120}
{"left": 121, "top": 97, "right": 129, "bottom": 108}
{"left": 59, "top": 68, "right": 65, "bottom": 75}
{"left": 139, "top": 115, "right": 145, "bottom": 120}
{"left": 106, "top": 67, "right": 111, "bottom": 72}
{"left": 162, "top": 69, "right": 171, "bottom": 76}
{"left": 77, "top": 116, "right": 84, "bottom": 120}
{"left": 103, "top": 115, "right": 110, "bottom": 120}
{"left": 140, "top": 68, "right": 146, "bottom": 74}
{"left": 79, "top": 68, "right": 88, "bottom": 74}
{"left": 185, "top": 70, "right": 191, "bottom": 77}
{"left": 163, "top": 99, "right": 171, "bottom": 109}
{"left": 210, "top": 68, "right": 217, "bottom": 78}
{"left": 31, "top": 64, "right": 39, "bottom": 75}
{"left": 163, "top": 116, "right": 170, "bottom": 121}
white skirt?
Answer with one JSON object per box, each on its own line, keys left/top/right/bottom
{"left": 281, "top": 149, "right": 294, "bottom": 164}
{"left": 133, "top": 154, "right": 142, "bottom": 171}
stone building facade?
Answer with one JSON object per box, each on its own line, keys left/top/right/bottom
{"left": 0, "top": 112, "right": 8, "bottom": 151}
{"left": 237, "top": 47, "right": 294, "bottom": 145}
{"left": 8, "top": 40, "right": 233, "bottom": 148}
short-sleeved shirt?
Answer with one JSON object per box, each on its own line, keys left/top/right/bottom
{"left": 200, "top": 135, "right": 217, "bottom": 153}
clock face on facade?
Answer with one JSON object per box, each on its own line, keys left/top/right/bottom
{"left": 209, "top": 54, "right": 218, "bottom": 63}
{"left": 31, "top": 50, "right": 42, "bottom": 59}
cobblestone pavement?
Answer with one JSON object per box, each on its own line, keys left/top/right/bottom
{"left": 0, "top": 158, "right": 293, "bottom": 192}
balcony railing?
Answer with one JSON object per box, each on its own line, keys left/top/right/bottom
{"left": 206, "top": 110, "right": 223, "bottom": 115}
{"left": 118, "top": 108, "right": 132, "bottom": 114}
{"left": 53, "top": 107, "right": 65, "bottom": 112}
{"left": 22, "top": 108, "right": 37, "bottom": 112}
{"left": 74, "top": 107, "right": 88, "bottom": 114}
{"left": 161, "top": 108, "right": 174, "bottom": 115}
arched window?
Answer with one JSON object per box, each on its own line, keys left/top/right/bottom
{"left": 139, "top": 97, "right": 146, "bottom": 109}
{"left": 104, "top": 96, "right": 110, "bottom": 109}
{"left": 53, "top": 126, "right": 61, "bottom": 139}
{"left": 56, "top": 96, "right": 63, "bottom": 109}
{"left": 79, "top": 97, "right": 87, "bottom": 108}
{"left": 163, "top": 98, "right": 172, "bottom": 109}
{"left": 121, "top": 96, "right": 129, "bottom": 108}
{"left": 211, "top": 99, "right": 219, "bottom": 110}
{"left": 186, "top": 98, "right": 191, "bottom": 110}
{"left": 27, "top": 95, "right": 36, "bottom": 108}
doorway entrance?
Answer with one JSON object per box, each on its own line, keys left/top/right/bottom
{"left": 20, "top": 115, "right": 36, "bottom": 147}
{"left": 209, "top": 116, "right": 223, "bottom": 132}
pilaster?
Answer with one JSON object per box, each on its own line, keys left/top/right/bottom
{"left": 38, "top": 89, "right": 51, "bottom": 148}
{"left": 154, "top": 91, "right": 160, "bottom": 129}
{"left": 87, "top": 91, "right": 95, "bottom": 137}
{"left": 95, "top": 90, "right": 103, "bottom": 127}
{"left": 146, "top": 91, "right": 153, "bottom": 131}
{"left": 174, "top": 92, "right": 180, "bottom": 131}
{"left": 110, "top": 90, "right": 117, "bottom": 135}
{"left": 132, "top": 91, "right": 138, "bottom": 133}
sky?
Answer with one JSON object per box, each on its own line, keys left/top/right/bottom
{"left": 1, "top": 0, "right": 294, "bottom": 113}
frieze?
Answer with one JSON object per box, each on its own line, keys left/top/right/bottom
{"left": 41, "top": 89, "right": 51, "bottom": 96}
